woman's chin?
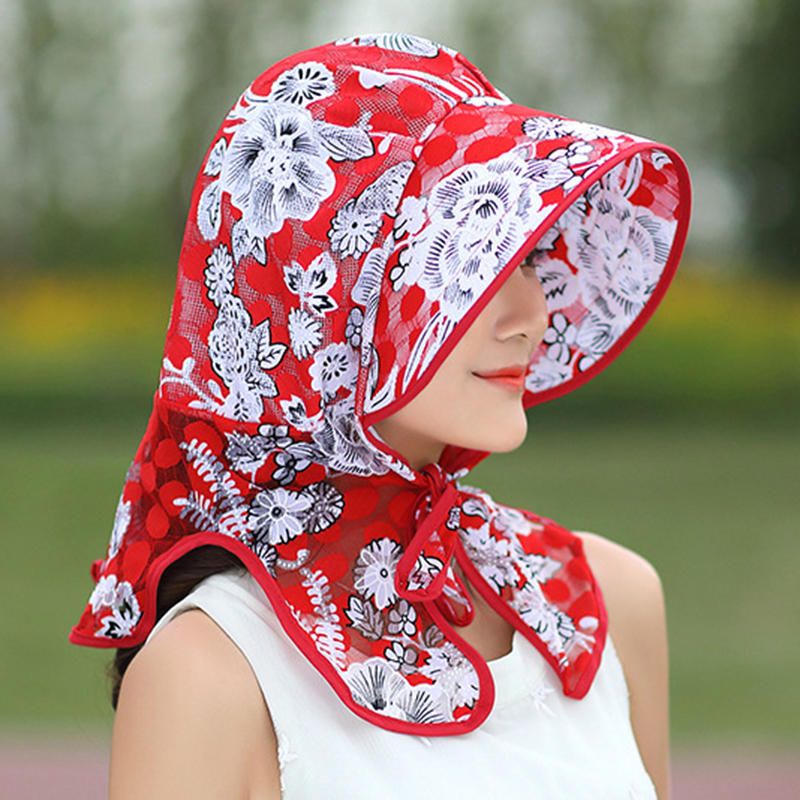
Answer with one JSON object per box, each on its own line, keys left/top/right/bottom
{"left": 458, "top": 417, "right": 528, "bottom": 454}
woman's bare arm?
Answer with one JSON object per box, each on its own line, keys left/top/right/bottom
{"left": 576, "top": 531, "right": 671, "bottom": 800}
{"left": 109, "top": 608, "right": 282, "bottom": 799}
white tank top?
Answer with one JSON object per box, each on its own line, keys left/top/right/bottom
{"left": 145, "top": 568, "right": 658, "bottom": 799}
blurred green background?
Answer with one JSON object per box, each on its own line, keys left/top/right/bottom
{"left": 1, "top": 0, "right": 798, "bottom": 759}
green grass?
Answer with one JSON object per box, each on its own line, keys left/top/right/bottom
{"left": 471, "top": 412, "right": 800, "bottom": 747}
{"left": 1, "top": 411, "right": 797, "bottom": 746}
{"left": 1, "top": 267, "right": 797, "bottom": 742}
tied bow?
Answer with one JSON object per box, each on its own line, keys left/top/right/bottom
{"left": 394, "top": 463, "right": 475, "bottom": 626}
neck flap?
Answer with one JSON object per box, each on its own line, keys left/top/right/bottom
{"left": 68, "top": 31, "right": 691, "bottom": 736}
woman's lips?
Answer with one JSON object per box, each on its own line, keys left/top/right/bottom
{"left": 472, "top": 370, "right": 527, "bottom": 392}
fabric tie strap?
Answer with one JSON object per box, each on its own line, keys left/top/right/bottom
{"left": 394, "top": 463, "right": 475, "bottom": 626}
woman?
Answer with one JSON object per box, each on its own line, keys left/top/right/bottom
{"left": 69, "top": 31, "right": 691, "bottom": 799}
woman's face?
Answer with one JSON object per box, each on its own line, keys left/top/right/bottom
{"left": 371, "top": 252, "right": 550, "bottom": 471}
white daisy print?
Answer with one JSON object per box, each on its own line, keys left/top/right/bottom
{"left": 248, "top": 486, "right": 313, "bottom": 545}
{"left": 287, "top": 307, "right": 323, "bottom": 360}
{"left": 299, "top": 480, "right": 345, "bottom": 533}
{"left": 328, "top": 197, "right": 383, "bottom": 259}
{"left": 269, "top": 61, "right": 335, "bottom": 106}
{"left": 353, "top": 537, "right": 403, "bottom": 610}
{"left": 308, "top": 341, "right": 358, "bottom": 398}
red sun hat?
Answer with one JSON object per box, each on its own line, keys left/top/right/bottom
{"left": 69, "top": 31, "right": 691, "bottom": 736}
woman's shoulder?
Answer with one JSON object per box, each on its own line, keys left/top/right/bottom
{"left": 571, "top": 530, "right": 666, "bottom": 655}
{"left": 110, "top": 604, "right": 281, "bottom": 798}
{"left": 573, "top": 530, "right": 670, "bottom": 797}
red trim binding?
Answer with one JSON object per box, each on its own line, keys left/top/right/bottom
{"left": 68, "top": 529, "right": 498, "bottom": 736}
{"left": 451, "top": 529, "right": 609, "bottom": 700}
{"left": 361, "top": 139, "right": 692, "bottom": 479}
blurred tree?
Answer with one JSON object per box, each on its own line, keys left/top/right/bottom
{"left": 718, "top": 0, "right": 799, "bottom": 278}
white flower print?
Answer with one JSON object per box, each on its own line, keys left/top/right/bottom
{"left": 345, "top": 657, "right": 453, "bottom": 723}
{"left": 387, "top": 598, "right": 418, "bottom": 637}
{"left": 400, "top": 164, "right": 525, "bottom": 309}
{"left": 569, "top": 178, "right": 677, "bottom": 326}
{"left": 328, "top": 197, "right": 383, "bottom": 258}
{"left": 203, "top": 242, "right": 235, "bottom": 306}
{"left": 384, "top": 641, "right": 419, "bottom": 675}
{"left": 299, "top": 480, "right": 344, "bottom": 533}
{"left": 308, "top": 341, "right": 358, "bottom": 399}
{"left": 489, "top": 500, "right": 528, "bottom": 532}
{"left": 528, "top": 252, "right": 579, "bottom": 311}
{"left": 523, "top": 116, "right": 611, "bottom": 143}
{"left": 195, "top": 139, "right": 228, "bottom": 241}
{"left": 327, "top": 161, "right": 414, "bottom": 259}
{"left": 399, "top": 147, "right": 566, "bottom": 320}
{"left": 90, "top": 575, "right": 120, "bottom": 613}
{"left": 160, "top": 243, "right": 289, "bottom": 422}
{"left": 344, "top": 306, "right": 364, "bottom": 348}
{"left": 220, "top": 101, "right": 336, "bottom": 238}
{"left": 547, "top": 141, "right": 596, "bottom": 192}
{"left": 89, "top": 574, "right": 141, "bottom": 640}
{"left": 196, "top": 179, "right": 222, "bottom": 241}
{"left": 311, "top": 394, "right": 394, "bottom": 476}
{"left": 207, "top": 295, "right": 287, "bottom": 420}
{"left": 513, "top": 549, "right": 564, "bottom": 586}
{"left": 511, "top": 580, "right": 577, "bottom": 663}
{"left": 526, "top": 349, "right": 575, "bottom": 391}
{"left": 345, "top": 657, "right": 409, "bottom": 717}
{"left": 461, "top": 94, "right": 511, "bottom": 107}
{"left": 420, "top": 640, "right": 480, "bottom": 710}
{"left": 203, "top": 137, "right": 227, "bottom": 177}
{"left": 352, "top": 235, "right": 395, "bottom": 368}
{"left": 231, "top": 216, "right": 267, "bottom": 266}
{"left": 353, "top": 537, "right": 403, "bottom": 610}
{"left": 287, "top": 307, "right": 323, "bottom": 360}
{"left": 390, "top": 682, "right": 452, "bottom": 724}
{"left": 268, "top": 61, "right": 335, "bottom": 107}
{"left": 173, "top": 436, "right": 249, "bottom": 540}
{"left": 277, "top": 393, "right": 319, "bottom": 434}
{"left": 542, "top": 311, "right": 577, "bottom": 365}
{"left": 247, "top": 486, "right": 313, "bottom": 545}
{"left": 393, "top": 195, "right": 426, "bottom": 239}
{"left": 573, "top": 310, "right": 619, "bottom": 371}
{"left": 107, "top": 491, "right": 131, "bottom": 561}
{"left": 403, "top": 552, "right": 446, "bottom": 595}
{"left": 567, "top": 617, "right": 598, "bottom": 657}
{"left": 459, "top": 523, "right": 517, "bottom": 592}
{"left": 335, "top": 32, "right": 455, "bottom": 58}
{"left": 271, "top": 443, "right": 317, "bottom": 486}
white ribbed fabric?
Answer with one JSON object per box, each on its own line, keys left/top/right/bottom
{"left": 145, "top": 568, "right": 657, "bottom": 799}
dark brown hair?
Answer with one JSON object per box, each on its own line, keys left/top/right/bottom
{"left": 106, "top": 544, "right": 246, "bottom": 709}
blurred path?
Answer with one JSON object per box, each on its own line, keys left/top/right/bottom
{"left": 1, "top": 733, "right": 798, "bottom": 798}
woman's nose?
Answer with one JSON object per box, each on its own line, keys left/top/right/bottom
{"left": 495, "top": 260, "right": 550, "bottom": 346}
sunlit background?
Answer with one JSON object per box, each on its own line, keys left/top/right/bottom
{"left": 1, "top": 0, "right": 798, "bottom": 797}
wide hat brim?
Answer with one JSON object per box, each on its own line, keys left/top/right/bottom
{"left": 357, "top": 99, "right": 691, "bottom": 477}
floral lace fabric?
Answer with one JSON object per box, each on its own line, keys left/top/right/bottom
{"left": 69, "top": 31, "right": 690, "bottom": 736}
